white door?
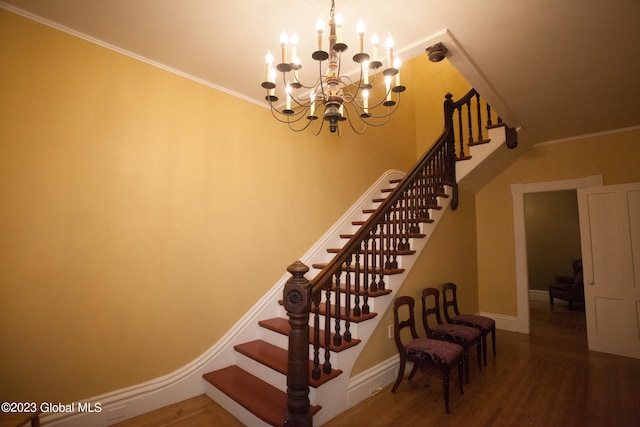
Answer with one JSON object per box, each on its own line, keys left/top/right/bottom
{"left": 578, "top": 182, "right": 640, "bottom": 359}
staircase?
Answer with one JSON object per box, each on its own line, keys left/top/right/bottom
{"left": 202, "top": 90, "right": 515, "bottom": 426}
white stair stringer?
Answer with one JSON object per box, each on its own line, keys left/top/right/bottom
{"left": 38, "top": 128, "right": 507, "bottom": 427}
{"left": 455, "top": 125, "right": 510, "bottom": 182}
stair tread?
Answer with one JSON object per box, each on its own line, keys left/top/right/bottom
{"left": 362, "top": 207, "right": 439, "bottom": 214}
{"left": 234, "top": 340, "right": 342, "bottom": 388}
{"left": 312, "top": 262, "right": 405, "bottom": 276}
{"left": 326, "top": 247, "right": 416, "bottom": 256}
{"left": 331, "top": 283, "right": 393, "bottom": 297}
{"left": 278, "top": 299, "right": 379, "bottom": 323}
{"left": 468, "top": 138, "right": 491, "bottom": 146}
{"left": 259, "top": 317, "right": 362, "bottom": 352}
{"left": 203, "top": 365, "right": 321, "bottom": 426}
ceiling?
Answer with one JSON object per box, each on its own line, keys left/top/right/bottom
{"left": 2, "top": 0, "right": 640, "bottom": 145}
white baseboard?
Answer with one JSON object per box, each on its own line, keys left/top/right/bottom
{"left": 529, "top": 289, "right": 549, "bottom": 302}
{"left": 346, "top": 355, "right": 400, "bottom": 409}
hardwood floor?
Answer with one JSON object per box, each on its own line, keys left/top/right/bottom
{"left": 110, "top": 394, "right": 243, "bottom": 427}
{"left": 112, "top": 300, "right": 640, "bottom": 426}
{"left": 324, "top": 300, "right": 640, "bottom": 427}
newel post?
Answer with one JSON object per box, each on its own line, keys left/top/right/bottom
{"left": 283, "top": 260, "right": 313, "bottom": 427}
{"left": 443, "top": 92, "right": 459, "bottom": 210}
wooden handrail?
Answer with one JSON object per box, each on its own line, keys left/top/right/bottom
{"left": 283, "top": 89, "right": 505, "bottom": 426}
{"left": 309, "top": 95, "right": 456, "bottom": 296}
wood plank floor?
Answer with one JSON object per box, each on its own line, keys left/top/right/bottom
{"left": 113, "top": 300, "right": 640, "bottom": 426}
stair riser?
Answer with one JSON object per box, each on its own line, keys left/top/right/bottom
{"left": 234, "top": 352, "right": 327, "bottom": 403}
{"left": 235, "top": 351, "right": 287, "bottom": 392}
{"left": 260, "top": 326, "right": 350, "bottom": 358}
{"left": 203, "top": 381, "right": 272, "bottom": 427}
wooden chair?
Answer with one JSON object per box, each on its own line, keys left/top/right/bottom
{"left": 549, "top": 259, "right": 584, "bottom": 310}
{"left": 421, "top": 287, "right": 482, "bottom": 383}
{"left": 392, "top": 295, "right": 464, "bottom": 414}
{"left": 442, "top": 282, "right": 496, "bottom": 365}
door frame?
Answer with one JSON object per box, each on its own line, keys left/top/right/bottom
{"left": 511, "top": 175, "right": 603, "bottom": 334}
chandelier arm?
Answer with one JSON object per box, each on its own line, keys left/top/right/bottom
{"left": 362, "top": 96, "right": 401, "bottom": 124}
{"left": 341, "top": 104, "right": 367, "bottom": 135}
{"left": 267, "top": 97, "right": 314, "bottom": 125}
{"left": 286, "top": 117, "right": 315, "bottom": 132}
{"left": 361, "top": 114, "right": 392, "bottom": 126}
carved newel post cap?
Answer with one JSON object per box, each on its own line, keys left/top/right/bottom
{"left": 287, "top": 260, "right": 310, "bottom": 277}
{"left": 284, "top": 260, "right": 311, "bottom": 313}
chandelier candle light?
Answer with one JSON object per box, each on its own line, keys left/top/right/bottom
{"left": 261, "top": 0, "right": 405, "bottom": 134}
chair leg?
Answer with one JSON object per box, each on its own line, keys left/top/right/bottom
{"left": 457, "top": 360, "right": 464, "bottom": 395}
{"left": 463, "top": 351, "right": 470, "bottom": 383}
{"left": 442, "top": 370, "right": 450, "bottom": 414}
{"left": 392, "top": 360, "right": 406, "bottom": 393}
{"left": 407, "top": 363, "right": 419, "bottom": 380}
{"left": 491, "top": 327, "right": 496, "bottom": 356}
{"left": 482, "top": 334, "right": 488, "bottom": 365}
{"left": 476, "top": 340, "right": 482, "bottom": 370}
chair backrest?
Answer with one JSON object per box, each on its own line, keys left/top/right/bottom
{"left": 421, "top": 288, "right": 445, "bottom": 337}
{"left": 393, "top": 296, "right": 420, "bottom": 351}
{"left": 572, "top": 259, "right": 583, "bottom": 274}
{"left": 442, "top": 282, "right": 461, "bottom": 323}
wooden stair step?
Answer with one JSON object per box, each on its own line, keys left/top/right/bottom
{"left": 311, "top": 262, "right": 405, "bottom": 276}
{"left": 362, "top": 206, "right": 440, "bottom": 214}
{"left": 203, "top": 365, "right": 321, "bottom": 427}
{"left": 326, "top": 247, "right": 417, "bottom": 256}
{"left": 330, "top": 283, "right": 393, "bottom": 297}
{"left": 317, "top": 302, "right": 379, "bottom": 322}
{"left": 486, "top": 121, "right": 506, "bottom": 129}
{"left": 234, "top": 340, "right": 342, "bottom": 388}
{"left": 277, "top": 300, "right": 378, "bottom": 323}
{"left": 468, "top": 138, "right": 491, "bottom": 147}
{"left": 339, "top": 232, "right": 426, "bottom": 239}
{"left": 259, "top": 317, "right": 361, "bottom": 352}
{"left": 351, "top": 218, "right": 433, "bottom": 226}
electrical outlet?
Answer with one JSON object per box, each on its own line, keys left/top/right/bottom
{"left": 388, "top": 324, "right": 394, "bottom": 339}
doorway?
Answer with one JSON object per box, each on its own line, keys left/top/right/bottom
{"left": 511, "top": 175, "right": 603, "bottom": 334}
{"left": 524, "top": 190, "right": 581, "bottom": 303}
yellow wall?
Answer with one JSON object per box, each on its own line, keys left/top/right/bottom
{"left": 476, "top": 128, "right": 640, "bottom": 316}
{"left": 0, "top": 9, "right": 427, "bottom": 402}
{"left": 410, "top": 56, "right": 473, "bottom": 156}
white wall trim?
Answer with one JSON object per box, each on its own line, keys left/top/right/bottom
{"left": 346, "top": 355, "right": 400, "bottom": 408}
{"left": 529, "top": 289, "right": 549, "bottom": 302}
{"left": 511, "top": 175, "right": 603, "bottom": 336}
{"left": 534, "top": 125, "right": 640, "bottom": 148}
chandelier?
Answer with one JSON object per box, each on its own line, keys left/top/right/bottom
{"left": 261, "top": 0, "right": 405, "bottom": 135}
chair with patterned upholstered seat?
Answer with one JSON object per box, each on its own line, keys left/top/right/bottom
{"left": 421, "top": 287, "right": 482, "bottom": 383}
{"left": 392, "top": 295, "right": 464, "bottom": 414}
{"left": 442, "top": 282, "right": 496, "bottom": 365}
